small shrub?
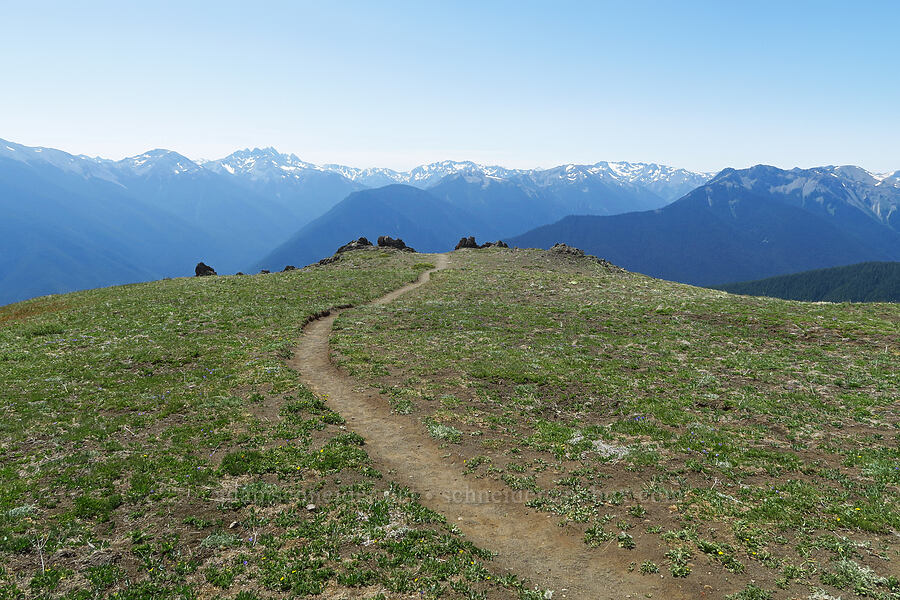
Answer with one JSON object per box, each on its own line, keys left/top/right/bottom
{"left": 427, "top": 422, "right": 462, "bottom": 443}
{"left": 639, "top": 560, "right": 659, "bottom": 574}
{"left": 617, "top": 532, "right": 636, "bottom": 549}
{"left": 725, "top": 584, "right": 773, "bottom": 600}
{"left": 666, "top": 547, "right": 693, "bottom": 578}
{"left": 584, "top": 524, "right": 614, "bottom": 546}
{"left": 627, "top": 504, "right": 647, "bottom": 517}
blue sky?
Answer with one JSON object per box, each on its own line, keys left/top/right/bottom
{"left": 1, "top": 0, "right": 898, "bottom": 172}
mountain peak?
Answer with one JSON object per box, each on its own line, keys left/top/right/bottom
{"left": 205, "top": 147, "right": 320, "bottom": 179}
{"left": 117, "top": 149, "right": 201, "bottom": 176}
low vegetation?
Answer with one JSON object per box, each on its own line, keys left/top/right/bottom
{"left": 0, "top": 249, "right": 542, "bottom": 599}
{"left": 332, "top": 248, "right": 900, "bottom": 599}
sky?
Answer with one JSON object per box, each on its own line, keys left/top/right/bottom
{"left": 1, "top": 0, "right": 898, "bottom": 173}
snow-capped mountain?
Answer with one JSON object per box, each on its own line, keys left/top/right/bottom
{"left": 114, "top": 149, "right": 202, "bottom": 177}
{"left": 314, "top": 158, "right": 712, "bottom": 202}
{"left": 510, "top": 164, "right": 900, "bottom": 287}
{"left": 881, "top": 170, "right": 900, "bottom": 188}
{"left": 204, "top": 147, "right": 320, "bottom": 180}
{"left": 200, "top": 149, "right": 716, "bottom": 214}
{"left": 318, "top": 160, "right": 519, "bottom": 188}
{"left": 509, "top": 161, "right": 714, "bottom": 204}
{"left": 0, "top": 138, "right": 121, "bottom": 183}
{"left": 717, "top": 165, "right": 900, "bottom": 229}
{"left": 203, "top": 148, "right": 364, "bottom": 222}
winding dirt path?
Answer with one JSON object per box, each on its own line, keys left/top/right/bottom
{"left": 289, "top": 254, "right": 694, "bottom": 600}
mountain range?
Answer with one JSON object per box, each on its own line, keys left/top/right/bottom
{"left": 509, "top": 165, "right": 900, "bottom": 285}
{"left": 2, "top": 136, "right": 899, "bottom": 305}
{"left": 0, "top": 137, "right": 712, "bottom": 304}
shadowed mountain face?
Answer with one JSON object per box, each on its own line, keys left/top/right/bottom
{"left": 256, "top": 185, "right": 478, "bottom": 270}
{"left": 0, "top": 154, "right": 211, "bottom": 305}
{"left": 509, "top": 165, "right": 900, "bottom": 286}
{"left": 0, "top": 142, "right": 360, "bottom": 305}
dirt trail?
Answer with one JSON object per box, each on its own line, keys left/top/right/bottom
{"left": 289, "top": 254, "right": 694, "bottom": 599}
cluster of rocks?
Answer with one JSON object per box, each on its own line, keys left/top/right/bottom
{"left": 317, "top": 255, "right": 340, "bottom": 266}
{"left": 454, "top": 236, "right": 509, "bottom": 250}
{"left": 194, "top": 262, "right": 298, "bottom": 277}
{"left": 334, "top": 235, "right": 416, "bottom": 254}
{"left": 548, "top": 243, "right": 584, "bottom": 257}
{"left": 549, "top": 243, "right": 624, "bottom": 271}
{"left": 377, "top": 235, "right": 414, "bottom": 251}
{"left": 336, "top": 237, "right": 373, "bottom": 253}
{"left": 318, "top": 235, "right": 417, "bottom": 266}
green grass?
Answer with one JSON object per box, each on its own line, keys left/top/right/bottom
{"left": 332, "top": 248, "right": 900, "bottom": 599}
{"left": 0, "top": 249, "right": 541, "bottom": 599}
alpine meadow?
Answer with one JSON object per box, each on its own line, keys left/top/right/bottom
{"left": 1, "top": 2, "right": 899, "bottom": 600}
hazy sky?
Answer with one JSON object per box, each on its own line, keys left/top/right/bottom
{"left": 2, "top": 0, "right": 898, "bottom": 172}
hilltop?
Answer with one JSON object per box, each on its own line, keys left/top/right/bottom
{"left": 0, "top": 248, "right": 897, "bottom": 599}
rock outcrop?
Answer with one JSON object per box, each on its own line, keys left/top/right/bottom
{"left": 336, "top": 237, "right": 374, "bottom": 253}
{"left": 454, "top": 236, "right": 509, "bottom": 250}
{"left": 549, "top": 243, "right": 585, "bottom": 257}
{"left": 377, "top": 236, "right": 415, "bottom": 252}
{"left": 455, "top": 236, "right": 479, "bottom": 249}
{"left": 195, "top": 262, "right": 217, "bottom": 277}
{"left": 549, "top": 243, "right": 624, "bottom": 271}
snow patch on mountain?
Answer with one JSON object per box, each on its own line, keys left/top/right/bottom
{"left": 204, "top": 147, "right": 323, "bottom": 182}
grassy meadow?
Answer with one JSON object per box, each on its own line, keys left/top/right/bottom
{"left": 332, "top": 249, "right": 900, "bottom": 600}
{"left": 0, "top": 249, "right": 542, "bottom": 600}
